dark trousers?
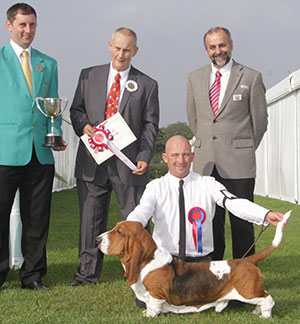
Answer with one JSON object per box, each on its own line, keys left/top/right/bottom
{"left": 74, "top": 178, "right": 145, "bottom": 283}
{"left": 173, "top": 254, "right": 213, "bottom": 263}
{"left": 211, "top": 167, "right": 255, "bottom": 260}
{"left": 0, "top": 150, "right": 54, "bottom": 285}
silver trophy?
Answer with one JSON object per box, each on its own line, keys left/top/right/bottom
{"left": 36, "top": 97, "right": 68, "bottom": 147}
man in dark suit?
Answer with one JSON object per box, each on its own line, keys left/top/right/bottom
{"left": 0, "top": 3, "right": 66, "bottom": 290}
{"left": 186, "top": 27, "right": 268, "bottom": 260}
{"left": 70, "top": 27, "right": 160, "bottom": 286}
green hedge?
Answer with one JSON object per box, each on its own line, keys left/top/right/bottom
{"left": 149, "top": 163, "right": 168, "bottom": 179}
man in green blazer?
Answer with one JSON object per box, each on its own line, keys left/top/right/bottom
{"left": 0, "top": 3, "right": 66, "bottom": 290}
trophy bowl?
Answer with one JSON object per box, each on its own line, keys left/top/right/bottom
{"left": 36, "top": 97, "right": 68, "bottom": 147}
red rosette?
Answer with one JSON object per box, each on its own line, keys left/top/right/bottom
{"left": 88, "top": 125, "right": 114, "bottom": 153}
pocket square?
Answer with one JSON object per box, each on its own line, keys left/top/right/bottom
{"left": 240, "top": 84, "right": 249, "bottom": 89}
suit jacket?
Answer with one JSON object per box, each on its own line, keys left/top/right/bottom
{"left": 70, "top": 64, "right": 160, "bottom": 186}
{"left": 186, "top": 60, "right": 268, "bottom": 179}
{"left": 0, "top": 43, "right": 61, "bottom": 166}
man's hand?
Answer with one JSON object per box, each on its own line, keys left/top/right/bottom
{"left": 83, "top": 124, "right": 95, "bottom": 137}
{"left": 52, "top": 139, "right": 67, "bottom": 151}
{"left": 265, "top": 211, "right": 285, "bottom": 226}
{"left": 132, "top": 161, "right": 148, "bottom": 176}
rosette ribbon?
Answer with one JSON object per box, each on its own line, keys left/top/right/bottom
{"left": 88, "top": 124, "right": 137, "bottom": 171}
{"left": 188, "top": 207, "right": 206, "bottom": 253}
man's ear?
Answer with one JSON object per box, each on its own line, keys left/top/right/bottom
{"left": 133, "top": 46, "right": 139, "bottom": 57}
{"left": 6, "top": 20, "right": 13, "bottom": 32}
{"left": 108, "top": 40, "right": 113, "bottom": 53}
{"left": 162, "top": 152, "right": 167, "bottom": 163}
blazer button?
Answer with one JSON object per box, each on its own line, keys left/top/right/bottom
{"left": 32, "top": 126, "right": 35, "bottom": 129}
{"left": 32, "top": 109, "right": 34, "bottom": 113}
{"left": 213, "top": 136, "right": 217, "bottom": 140}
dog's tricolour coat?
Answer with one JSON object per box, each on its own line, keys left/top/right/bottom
{"left": 97, "top": 211, "right": 290, "bottom": 318}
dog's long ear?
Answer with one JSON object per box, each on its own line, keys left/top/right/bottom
{"left": 125, "top": 228, "right": 157, "bottom": 286}
{"left": 139, "top": 229, "right": 157, "bottom": 262}
{"left": 120, "top": 222, "right": 157, "bottom": 286}
{"left": 126, "top": 238, "right": 143, "bottom": 286}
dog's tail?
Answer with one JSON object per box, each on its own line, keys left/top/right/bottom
{"left": 244, "top": 210, "right": 291, "bottom": 265}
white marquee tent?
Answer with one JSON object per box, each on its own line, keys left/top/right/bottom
{"left": 255, "top": 68, "right": 300, "bottom": 204}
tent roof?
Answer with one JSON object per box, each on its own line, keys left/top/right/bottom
{"left": 266, "top": 68, "right": 300, "bottom": 104}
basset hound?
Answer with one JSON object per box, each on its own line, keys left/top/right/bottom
{"left": 97, "top": 211, "right": 290, "bottom": 318}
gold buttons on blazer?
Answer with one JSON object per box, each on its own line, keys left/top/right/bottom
{"left": 31, "top": 126, "right": 35, "bottom": 129}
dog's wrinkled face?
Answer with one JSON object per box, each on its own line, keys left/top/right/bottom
{"left": 96, "top": 221, "right": 144, "bottom": 256}
{"left": 96, "top": 221, "right": 157, "bottom": 286}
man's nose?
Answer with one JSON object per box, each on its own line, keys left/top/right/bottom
{"left": 24, "top": 24, "right": 31, "bottom": 33}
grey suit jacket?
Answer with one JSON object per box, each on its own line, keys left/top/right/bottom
{"left": 70, "top": 64, "right": 159, "bottom": 186}
{"left": 186, "top": 60, "right": 267, "bottom": 179}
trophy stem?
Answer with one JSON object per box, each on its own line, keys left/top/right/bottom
{"left": 51, "top": 116, "right": 55, "bottom": 134}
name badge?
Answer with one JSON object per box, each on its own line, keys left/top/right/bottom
{"left": 233, "top": 94, "right": 242, "bottom": 101}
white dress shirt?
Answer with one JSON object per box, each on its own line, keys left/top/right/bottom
{"left": 10, "top": 39, "right": 32, "bottom": 70}
{"left": 127, "top": 171, "right": 269, "bottom": 257}
{"left": 210, "top": 58, "right": 233, "bottom": 107}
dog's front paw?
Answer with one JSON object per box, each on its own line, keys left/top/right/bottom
{"left": 143, "top": 308, "right": 160, "bottom": 318}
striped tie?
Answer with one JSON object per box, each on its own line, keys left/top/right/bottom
{"left": 209, "top": 71, "right": 222, "bottom": 115}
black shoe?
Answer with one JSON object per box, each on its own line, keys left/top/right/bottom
{"left": 71, "top": 279, "right": 95, "bottom": 287}
{"left": 21, "top": 280, "right": 50, "bottom": 291}
{"left": 135, "top": 298, "right": 146, "bottom": 309}
{"left": 0, "top": 271, "right": 8, "bottom": 288}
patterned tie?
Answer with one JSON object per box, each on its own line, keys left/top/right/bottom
{"left": 178, "top": 179, "right": 186, "bottom": 261}
{"left": 21, "top": 51, "right": 33, "bottom": 98}
{"left": 106, "top": 73, "right": 121, "bottom": 119}
{"left": 209, "top": 70, "right": 222, "bottom": 115}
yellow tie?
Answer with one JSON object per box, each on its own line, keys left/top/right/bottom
{"left": 21, "top": 51, "right": 33, "bottom": 98}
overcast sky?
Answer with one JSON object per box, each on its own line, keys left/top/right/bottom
{"left": 1, "top": 0, "right": 299, "bottom": 126}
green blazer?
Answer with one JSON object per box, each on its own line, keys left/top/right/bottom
{"left": 0, "top": 43, "right": 62, "bottom": 166}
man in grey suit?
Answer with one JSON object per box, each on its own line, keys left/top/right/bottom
{"left": 186, "top": 27, "right": 268, "bottom": 260}
{"left": 70, "top": 27, "right": 159, "bottom": 286}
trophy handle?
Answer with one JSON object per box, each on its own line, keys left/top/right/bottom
{"left": 58, "top": 97, "right": 68, "bottom": 117}
{"left": 35, "top": 97, "right": 48, "bottom": 118}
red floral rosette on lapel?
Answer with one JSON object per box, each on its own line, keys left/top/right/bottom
{"left": 188, "top": 207, "right": 206, "bottom": 253}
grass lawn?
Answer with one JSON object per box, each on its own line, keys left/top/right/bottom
{"left": 1, "top": 188, "right": 300, "bottom": 324}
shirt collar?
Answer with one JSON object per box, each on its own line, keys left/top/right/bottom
{"left": 211, "top": 58, "right": 233, "bottom": 75}
{"left": 10, "top": 39, "right": 32, "bottom": 58}
{"left": 167, "top": 171, "right": 192, "bottom": 186}
{"left": 109, "top": 62, "right": 131, "bottom": 80}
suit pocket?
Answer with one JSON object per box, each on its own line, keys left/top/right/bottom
{"left": 233, "top": 139, "right": 254, "bottom": 148}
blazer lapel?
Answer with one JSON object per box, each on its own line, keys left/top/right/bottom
{"left": 202, "top": 65, "right": 214, "bottom": 116}
{"left": 4, "top": 44, "right": 32, "bottom": 100}
{"left": 99, "top": 65, "right": 110, "bottom": 121}
{"left": 31, "top": 49, "right": 45, "bottom": 99}
{"left": 118, "top": 66, "right": 136, "bottom": 115}
{"left": 218, "top": 60, "right": 243, "bottom": 113}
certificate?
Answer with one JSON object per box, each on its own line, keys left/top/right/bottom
{"left": 81, "top": 113, "right": 137, "bottom": 169}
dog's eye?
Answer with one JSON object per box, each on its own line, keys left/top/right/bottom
{"left": 116, "top": 229, "right": 122, "bottom": 235}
